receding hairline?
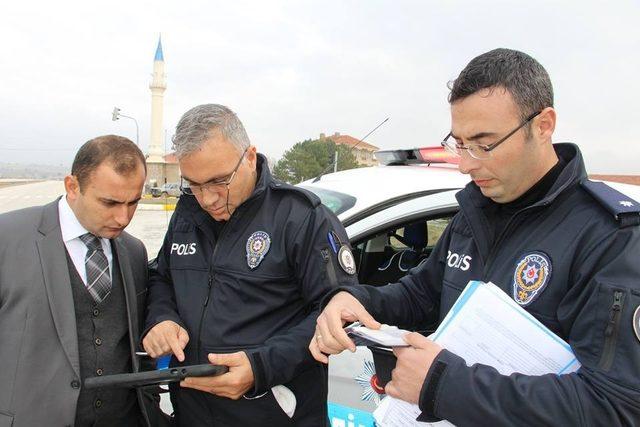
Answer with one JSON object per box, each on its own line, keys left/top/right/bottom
{"left": 78, "top": 156, "right": 145, "bottom": 184}
{"left": 71, "top": 134, "right": 147, "bottom": 190}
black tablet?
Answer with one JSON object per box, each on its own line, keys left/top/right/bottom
{"left": 84, "top": 364, "right": 228, "bottom": 389}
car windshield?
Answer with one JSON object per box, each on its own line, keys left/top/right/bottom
{"left": 299, "top": 186, "right": 357, "bottom": 215}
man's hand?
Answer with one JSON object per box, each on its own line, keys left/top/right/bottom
{"left": 181, "top": 352, "right": 255, "bottom": 400}
{"left": 309, "top": 291, "right": 381, "bottom": 363}
{"left": 142, "top": 320, "right": 190, "bottom": 362}
{"left": 385, "top": 332, "right": 443, "bottom": 404}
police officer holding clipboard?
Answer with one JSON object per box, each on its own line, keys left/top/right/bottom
{"left": 311, "top": 48, "right": 640, "bottom": 425}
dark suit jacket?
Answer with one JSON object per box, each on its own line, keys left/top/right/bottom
{"left": 0, "top": 199, "right": 165, "bottom": 427}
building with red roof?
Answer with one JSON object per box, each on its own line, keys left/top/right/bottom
{"left": 320, "top": 132, "right": 379, "bottom": 167}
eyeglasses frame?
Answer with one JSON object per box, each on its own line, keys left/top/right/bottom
{"left": 180, "top": 147, "right": 249, "bottom": 196}
{"left": 441, "top": 110, "right": 543, "bottom": 159}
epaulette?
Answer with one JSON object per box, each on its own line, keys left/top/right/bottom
{"left": 581, "top": 180, "right": 640, "bottom": 228}
{"left": 270, "top": 180, "right": 321, "bottom": 207}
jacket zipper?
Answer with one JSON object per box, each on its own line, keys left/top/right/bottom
{"left": 186, "top": 184, "right": 261, "bottom": 363}
{"left": 481, "top": 214, "right": 521, "bottom": 278}
{"left": 194, "top": 274, "right": 214, "bottom": 363}
{"left": 598, "top": 290, "right": 625, "bottom": 371}
{"left": 195, "top": 240, "right": 224, "bottom": 364}
{"left": 481, "top": 202, "right": 549, "bottom": 279}
{"left": 194, "top": 209, "right": 241, "bottom": 363}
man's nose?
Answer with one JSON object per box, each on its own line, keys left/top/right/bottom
{"left": 458, "top": 151, "right": 481, "bottom": 175}
{"left": 200, "top": 188, "right": 221, "bottom": 208}
{"left": 114, "top": 205, "right": 131, "bottom": 227}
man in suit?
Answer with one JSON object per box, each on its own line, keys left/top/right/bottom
{"left": 0, "top": 135, "right": 165, "bottom": 426}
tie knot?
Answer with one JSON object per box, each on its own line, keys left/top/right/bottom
{"left": 80, "top": 233, "right": 102, "bottom": 251}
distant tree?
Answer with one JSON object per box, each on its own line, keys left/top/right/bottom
{"left": 272, "top": 139, "right": 359, "bottom": 183}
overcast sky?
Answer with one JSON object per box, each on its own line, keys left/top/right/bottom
{"left": 1, "top": 0, "right": 639, "bottom": 173}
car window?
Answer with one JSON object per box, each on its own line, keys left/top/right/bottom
{"left": 354, "top": 214, "right": 454, "bottom": 287}
{"left": 299, "top": 185, "right": 357, "bottom": 216}
{"left": 389, "top": 217, "right": 451, "bottom": 249}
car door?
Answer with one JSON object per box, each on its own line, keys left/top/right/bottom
{"left": 328, "top": 189, "right": 460, "bottom": 425}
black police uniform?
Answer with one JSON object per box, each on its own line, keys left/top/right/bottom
{"left": 144, "top": 155, "right": 357, "bottom": 426}
{"left": 341, "top": 143, "right": 640, "bottom": 425}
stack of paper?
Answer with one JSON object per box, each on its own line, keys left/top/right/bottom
{"left": 373, "top": 281, "right": 580, "bottom": 427}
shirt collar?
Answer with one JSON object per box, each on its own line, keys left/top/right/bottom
{"left": 58, "top": 196, "right": 91, "bottom": 244}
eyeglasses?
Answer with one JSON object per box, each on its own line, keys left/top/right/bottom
{"left": 180, "top": 148, "right": 248, "bottom": 196}
{"left": 441, "top": 110, "right": 542, "bottom": 160}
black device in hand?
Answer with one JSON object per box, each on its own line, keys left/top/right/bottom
{"left": 84, "top": 364, "right": 228, "bottom": 389}
{"left": 367, "top": 329, "right": 435, "bottom": 388}
{"left": 368, "top": 346, "right": 396, "bottom": 387}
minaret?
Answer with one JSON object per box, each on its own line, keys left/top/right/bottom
{"left": 147, "top": 36, "right": 166, "bottom": 162}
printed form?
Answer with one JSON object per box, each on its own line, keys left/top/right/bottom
{"left": 373, "top": 280, "right": 581, "bottom": 427}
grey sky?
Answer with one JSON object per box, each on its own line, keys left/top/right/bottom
{"left": 1, "top": 0, "right": 639, "bottom": 173}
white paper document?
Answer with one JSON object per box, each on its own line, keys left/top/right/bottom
{"left": 375, "top": 395, "right": 454, "bottom": 427}
{"left": 373, "top": 280, "right": 581, "bottom": 427}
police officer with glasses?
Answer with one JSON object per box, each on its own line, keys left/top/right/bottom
{"left": 310, "top": 48, "right": 640, "bottom": 426}
{"left": 142, "top": 104, "right": 358, "bottom": 426}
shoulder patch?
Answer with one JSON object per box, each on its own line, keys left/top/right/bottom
{"left": 270, "top": 180, "right": 321, "bottom": 207}
{"left": 634, "top": 305, "right": 640, "bottom": 343}
{"left": 581, "top": 180, "right": 640, "bottom": 228}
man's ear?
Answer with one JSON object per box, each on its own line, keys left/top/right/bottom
{"left": 64, "top": 175, "right": 80, "bottom": 202}
{"left": 246, "top": 145, "right": 258, "bottom": 169}
{"left": 535, "top": 107, "right": 556, "bottom": 143}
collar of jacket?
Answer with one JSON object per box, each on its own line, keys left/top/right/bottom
{"left": 174, "top": 153, "right": 272, "bottom": 226}
{"left": 456, "top": 142, "right": 587, "bottom": 212}
{"left": 38, "top": 196, "right": 129, "bottom": 247}
{"left": 453, "top": 143, "right": 586, "bottom": 262}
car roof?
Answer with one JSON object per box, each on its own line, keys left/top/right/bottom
{"left": 298, "top": 161, "right": 639, "bottom": 226}
{"left": 299, "top": 163, "right": 470, "bottom": 221}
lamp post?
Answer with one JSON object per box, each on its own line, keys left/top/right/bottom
{"left": 111, "top": 106, "right": 139, "bottom": 146}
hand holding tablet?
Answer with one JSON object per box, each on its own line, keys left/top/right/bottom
{"left": 84, "top": 364, "right": 228, "bottom": 389}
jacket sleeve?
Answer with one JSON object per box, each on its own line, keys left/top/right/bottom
{"left": 417, "top": 226, "right": 640, "bottom": 426}
{"left": 142, "top": 218, "right": 186, "bottom": 339}
{"left": 323, "top": 219, "right": 455, "bottom": 330}
{"left": 246, "top": 205, "right": 358, "bottom": 394}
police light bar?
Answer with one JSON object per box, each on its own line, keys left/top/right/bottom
{"left": 375, "top": 147, "right": 459, "bottom": 166}
{"left": 418, "top": 147, "right": 459, "bottom": 165}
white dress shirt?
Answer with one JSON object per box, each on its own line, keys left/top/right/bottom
{"left": 58, "top": 196, "right": 113, "bottom": 285}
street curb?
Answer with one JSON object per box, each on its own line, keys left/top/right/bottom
{"left": 137, "top": 203, "right": 176, "bottom": 211}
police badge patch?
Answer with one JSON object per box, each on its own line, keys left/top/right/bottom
{"left": 338, "top": 245, "right": 356, "bottom": 275}
{"left": 512, "top": 251, "right": 552, "bottom": 306}
{"left": 246, "top": 231, "right": 271, "bottom": 269}
{"left": 633, "top": 305, "right": 640, "bottom": 343}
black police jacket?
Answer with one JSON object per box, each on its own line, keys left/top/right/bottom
{"left": 144, "top": 155, "right": 357, "bottom": 424}
{"left": 345, "top": 143, "right": 640, "bottom": 426}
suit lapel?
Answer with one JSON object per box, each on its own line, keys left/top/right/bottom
{"left": 113, "top": 238, "right": 141, "bottom": 371}
{"left": 36, "top": 199, "right": 80, "bottom": 377}
{"left": 113, "top": 240, "right": 153, "bottom": 427}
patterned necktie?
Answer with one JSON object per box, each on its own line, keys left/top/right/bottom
{"left": 79, "top": 233, "right": 112, "bottom": 303}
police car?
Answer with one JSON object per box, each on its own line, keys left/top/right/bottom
{"left": 298, "top": 147, "right": 469, "bottom": 426}
{"left": 298, "top": 147, "right": 640, "bottom": 427}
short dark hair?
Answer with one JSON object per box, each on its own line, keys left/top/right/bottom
{"left": 448, "top": 48, "right": 554, "bottom": 120}
{"left": 71, "top": 135, "right": 146, "bottom": 190}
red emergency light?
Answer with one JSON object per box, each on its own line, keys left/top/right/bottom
{"left": 375, "top": 146, "right": 459, "bottom": 166}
